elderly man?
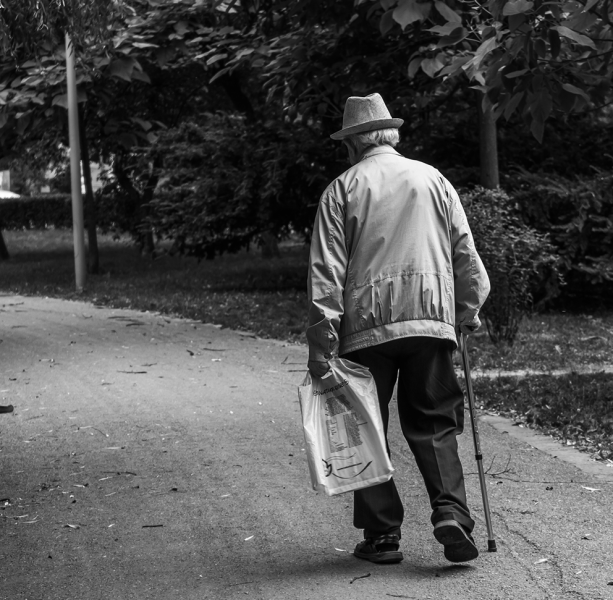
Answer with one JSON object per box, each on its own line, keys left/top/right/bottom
{"left": 306, "top": 93, "right": 490, "bottom": 564}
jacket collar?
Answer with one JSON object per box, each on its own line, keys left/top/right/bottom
{"left": 359, "top": 144, "right": 402, "bottom": 162}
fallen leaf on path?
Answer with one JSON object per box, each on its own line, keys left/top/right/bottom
{"left": 582, "top": 534, "right": 593, "bottom": 540}
{"left": 244, "top": 535, "right": 254, "bottom": 541}
{"left": 534, "top": 558, "right": 548, "bottom": 564}
{"left": 117, "top": 370, "right": 147, "bottom": 374}
{"left": 581, "top": 486, "right": 601, "bottom": 492}
{"left": 350, "top": 573, "right": 371, "bottom": 584}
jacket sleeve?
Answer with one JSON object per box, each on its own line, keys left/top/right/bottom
{"left": 306, "top": 186, "right": 348, "bottom": 362}
{"left": 445, "top": 178, "right": 490, "bottom": 327}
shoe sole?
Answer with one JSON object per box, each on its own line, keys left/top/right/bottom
{"left": 433, "top": 521, "right": 479, "bottom": 563}
{"left": 353, "top": 549, "right": 404, "bottom": 564}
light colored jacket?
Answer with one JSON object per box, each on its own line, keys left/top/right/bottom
{"left": 306, "top": 145, "right": 490, "bottom": 362}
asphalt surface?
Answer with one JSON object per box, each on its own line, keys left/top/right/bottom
{"left": 1, "top": 294, "right": 613, "bottom": 600}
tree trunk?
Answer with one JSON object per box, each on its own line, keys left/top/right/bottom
{"left": 112, "top": 159, "right": 155, "bottom": 256}
{"left": 0, "top": 230, "right": 9, "bottom": 260}
{"left": 139, "top": 170, "right": 159, "bottom": 258}
{"left": 219, "top": 73, "right": 256, "bottom": 122}
{"left": 79, "top": 107, "right": 100, "bottom": 274}
{"left": 260, "top": 231, "right": 280, "bottom": 258}
{"left": 477, "top": 93, "right": 499, "bottom": 189}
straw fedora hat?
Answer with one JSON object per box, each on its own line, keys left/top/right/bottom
{"left": 330, "top": 93, "right": 403, "bottom": 140}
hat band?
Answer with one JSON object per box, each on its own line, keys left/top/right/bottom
{"left": 330, "top": 117, "right": 404, "bottom": 140}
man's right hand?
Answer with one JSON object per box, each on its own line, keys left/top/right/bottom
{"left": 308, "top": 359, "right": 330, "bottom": 378}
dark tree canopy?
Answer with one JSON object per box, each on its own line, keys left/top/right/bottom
{"left": 0, "top": 0, "right": 122, "bottom": 58}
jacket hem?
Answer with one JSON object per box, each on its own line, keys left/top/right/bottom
{"left": 339, "top": 320, "right": 457, "bottom": 356}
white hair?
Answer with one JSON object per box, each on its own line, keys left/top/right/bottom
{"left": 349, "top": 127, "right": 400, "bottom": 148}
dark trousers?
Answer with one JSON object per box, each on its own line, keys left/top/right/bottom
{"left": 343, "top": 336, "right": 474, "bottom": 540}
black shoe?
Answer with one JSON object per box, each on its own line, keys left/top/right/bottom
{"left": 353, "top": 534, "right": 403, "bottom": 564}
{"left": 433, "top": 520, "right": 479, "bottom": 563}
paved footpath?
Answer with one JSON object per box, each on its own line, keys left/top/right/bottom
{"left": 1, "top": 294, "right": 613, "bottom": 600}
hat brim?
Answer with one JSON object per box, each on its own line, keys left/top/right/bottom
{"left": 330, "top": 118, "right": 404, "bottom": 140}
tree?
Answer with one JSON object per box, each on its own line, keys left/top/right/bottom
{"left": 0, "top": 1, "right": 119, "bottom": 57}
{"left": 369, "top": 0, "right": 613, "bottom": 185}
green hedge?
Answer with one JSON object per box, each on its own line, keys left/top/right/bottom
{"left": 0, "top": 194, "right": 73, "bottom": 229}
{"left": 0, "top": 194, "right": 121, "bottom": 231}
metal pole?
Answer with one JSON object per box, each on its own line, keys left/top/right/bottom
{"left": 460, "top": 333, "right": 497, "bottom": 552}
{"left": 65, "top": 33, "right": 86, "bottom": 292}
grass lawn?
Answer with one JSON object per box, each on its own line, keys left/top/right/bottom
{"left": 1, "top": 228, "right": 612, "bottom": 461}
{"left": 473, "top": 373, "right": 613, "bottom": 463}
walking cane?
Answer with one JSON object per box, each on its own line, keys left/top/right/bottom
{"left": 460, "top": 333, "right": 497, "bottom": 552}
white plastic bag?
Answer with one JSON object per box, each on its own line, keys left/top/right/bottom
{"left": 297, "top": 357, "right": 394, "bottom": 496}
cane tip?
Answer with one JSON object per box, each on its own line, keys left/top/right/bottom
{"left": 488, "top": 540, "right": 498, "bottom": 552}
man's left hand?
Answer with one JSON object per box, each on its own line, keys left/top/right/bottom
{"left": 308, "top": 359, "right": 330, "bottom": 378}
{"left": 459, "top": 315, "right": 482, "bottom": 334}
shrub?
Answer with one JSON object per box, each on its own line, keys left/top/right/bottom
{"left": 0, "top": 193, "right": 122, "bottom": 232}
{"left": 145, "top": 114, "right": 343, "bottom": 259}
{"left": 506, "top": 169, "right": 613, "bottom": 306}
{"left": 0, "top": 194, "right": 73, "bottom": 229}
{"left": 461, "top": 186, "right": 560, "bottom": 345}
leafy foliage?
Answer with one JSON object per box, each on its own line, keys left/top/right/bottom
{"left": 461, "top": 186, "right": 560, "bottom": 344}
{"left": 0, "top": 193, "right": 121, "bottom": 231}
{"left": 145, "top": 115, "right": 342, "bottom": 258}
{"left": 371, "top": 0, "right": 613, "bottom": 142}
{"left": 0, "top": 0, "right": 121, "bottom": 59}
{"left": 508, "top": 169, "right": 613, "bottom": 304}
{"left": 0, "top": 194, "right": 72, "bottom": 229}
